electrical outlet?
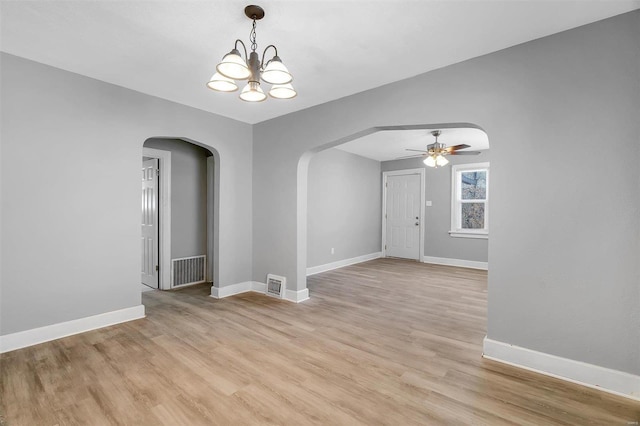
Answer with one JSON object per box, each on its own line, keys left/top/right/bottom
{"left": 331, "top": 247, "right": 335, "bottom": 255}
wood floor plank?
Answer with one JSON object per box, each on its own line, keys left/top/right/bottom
{"left": 1, "top": 258, "right": 639, "bottom": 425}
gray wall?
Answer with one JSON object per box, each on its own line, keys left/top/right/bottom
{"left": 1, "top": 11, "right": 638, "bottom": 378}
{"left": 382, "top": 152, "right": 490, "bottom": 263}
{"left": 253, "top": 12, "right": 640, "bottom": 374}
{"left": 1, "top": 53, "right": 253, "bottom": 335}
{"left": 307, "top": 148, "right": 381, "bottom": 268}
{"left": 144, "top": 138, "right": 210, "bottom": 260}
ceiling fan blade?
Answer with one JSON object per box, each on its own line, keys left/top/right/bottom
{"left": 396, "top": 154, "right": 426, "bottom": 159}
{"left": 450, "top": 151, "right": 481, "bottom": 155}
{"left": 405, "top": 149, "right": 428, "bottom": 152}
{"left": 445, "top": 144, "right": 471, "bottom": 152}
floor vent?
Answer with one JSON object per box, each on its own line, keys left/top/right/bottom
{"left": 171, "top": 255, "right": 206, "bottom": 288}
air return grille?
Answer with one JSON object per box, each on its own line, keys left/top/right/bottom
{"left": 171, "top": 255, "right": 206, "bottom": 288}
{"left": 265, "top": 274, "right": 286, "bottom": 299}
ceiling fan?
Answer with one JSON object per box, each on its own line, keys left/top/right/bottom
{"left": 399, "top": 130, "right": 481, "bottom": 167}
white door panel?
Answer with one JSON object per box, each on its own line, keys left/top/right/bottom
{"left": 141, "top": 158, "right": 159, "bottom": 288}
{"left": 386, "top": 174, "right": 421, "bottom": 260}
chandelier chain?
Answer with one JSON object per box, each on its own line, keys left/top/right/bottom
{"left": 250, "top": 19, "right": 258, "bottom": 52}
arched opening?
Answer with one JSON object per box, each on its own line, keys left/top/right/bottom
{"left": 298, "top": 123, "right": 489, "bottom": 293}
{"left": 141, "top": 137, "right": 221, "bottom": 291}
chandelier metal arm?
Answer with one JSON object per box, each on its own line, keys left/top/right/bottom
{"left": 260, "top": 44, "right": 279, "bottom": 68}
{"left": 234, "top": 39, "right": 249, "bottom": 62}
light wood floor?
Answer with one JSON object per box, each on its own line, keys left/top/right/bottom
{"left": 1, "top": 258, "right": 638, "bottom": 425}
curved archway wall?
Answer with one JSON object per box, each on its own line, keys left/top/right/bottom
{"left": 0, "top": 52, "right": 253, "bottom": 343}
{"left": 253, "top": 11, "right": 640, "bottom": 378}
{"left": 299, "top": 123, "right": 487, "bottom": 286}
{"left": 143, "top": 137, "right": 220, "bottom": 287}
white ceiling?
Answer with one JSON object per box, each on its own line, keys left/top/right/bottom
{"left": 335, "top": 127, "right": 489, "bottom": 162}
{"left": 1, "top": 1, "right": 638, "bottom": 124}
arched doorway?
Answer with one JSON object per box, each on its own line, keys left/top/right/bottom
{"left": 141, "top": 137, "right": 221, "bottom": 290}
{"left": 297, "top": 123, "right": 489, "bottom": 294}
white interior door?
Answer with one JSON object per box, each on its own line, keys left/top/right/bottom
{"left": 385, "top": 174, "right": 421, "bottom": 260}
{"left": 141, "top": 158, "right": 159, "bottom": 288}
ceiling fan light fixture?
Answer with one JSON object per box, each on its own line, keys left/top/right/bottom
{"left": 269, "top": 83, "right": 297, "bottom": 99}
{"left": 240, "top": 81, "right": 267, "bottom": 102}
{"left": 409, "top": 129, "right": 480, "bottom": 167}
{"left": 436, "top": 154, "right": 449, "bottom": 167}
{"left": 216, "top": 49, "right": 251, "bottom": 80}
{"left": 207, "top": 72, "right": 238, "bottom": 92}
{"left": 424, "top": 156, "right": 437, "bottom": 167}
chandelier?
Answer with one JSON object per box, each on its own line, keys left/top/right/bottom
{"left": 207, "top": 5, "right": 296, "bottom": 102}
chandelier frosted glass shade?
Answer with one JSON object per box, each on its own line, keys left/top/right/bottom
{"left": 240, "top": 81, "right": 267, "bottom": 102}
{"left": 261, "top": 56, "right": 293, "bottom": 85}
{"left": 217, "top": 49, "right": 251, "bottom": 80}
{"left": 269, "top": 83, "right": 297, "bottom": 99}
{"left": 207, "top": 72, "right": 239, "bottom": 92}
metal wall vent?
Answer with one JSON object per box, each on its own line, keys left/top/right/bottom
{"left": 171, "top": 255, "right": 206, "bottom": 288}
{"left": 265, "top": 274, "right": 286, "bottom": 299}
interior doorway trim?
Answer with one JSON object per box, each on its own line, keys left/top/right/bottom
{"left": 206, "top": 156, "right": 215, "bottom": 283}
{"left": 143, "top": 147, "right": 172, "bottom": 290}
{"left": 381, "top": 168, "right": 425, "bottom": 261}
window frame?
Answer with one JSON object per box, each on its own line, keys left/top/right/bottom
{"left": 450, "top": 162, "right": 490, "bottom": 239}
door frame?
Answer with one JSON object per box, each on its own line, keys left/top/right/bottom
{"left": 206, "top": 156, "right": 216, "bottom": 283}
{"left": 381, "top": 168, "right": 425, "bottom": 261}
{"left": 143, "top": 147, "right": 172, "bottom": 290}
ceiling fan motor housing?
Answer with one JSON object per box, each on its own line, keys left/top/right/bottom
{"left": 428, "top": 142, "right": 447, "bottom": 154}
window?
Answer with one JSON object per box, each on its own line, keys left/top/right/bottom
{"left": 450, "top": 162, "right": 489, "bottom": 239}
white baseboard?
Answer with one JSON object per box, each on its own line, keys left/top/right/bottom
{"left": 422, "top": 255, "right": 488, "bottom": 270}
{"left": 307, "top": 252, "right": 382, "bottom": 276}
{"left": 286, "top": 288, "right": 310, "bottom": 303}
{"left": 0, "top": 305, "right": 146, "bottom": 354}
{"left": 252, "top": 281, "right": 266, "bottom": 293}
{"left": 483, "top": 337, "right": 640, "bottom": 401}
{"left": 210, "top": 281, "right": 310, "bottom": 303}
{"left": 210, "top": 281, "right": 254, "bottom": 298}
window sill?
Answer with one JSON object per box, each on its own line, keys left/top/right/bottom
{"left": 449, "top": 231, "right": 488, "bottom": 239}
